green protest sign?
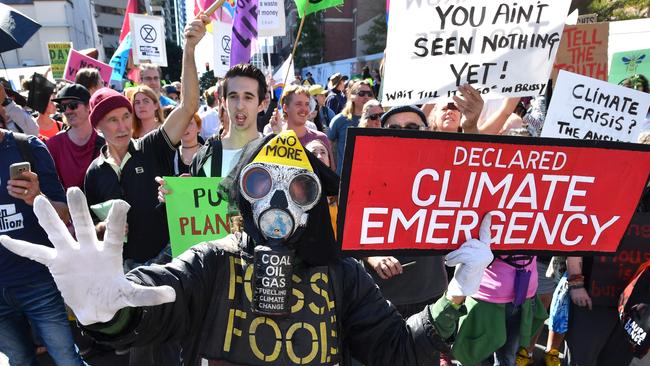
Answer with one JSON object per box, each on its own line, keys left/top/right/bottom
{"left": 294, "top": 0, "right": 343, "bottom": 18}
{"left": 608, "top": 49, "right": 649, "bottom": 85}
{"left": 47, "top": 42, "right": 72, "bottom": 79}
{"left": 164, "top": 177, "right": 230, "bottom": 257}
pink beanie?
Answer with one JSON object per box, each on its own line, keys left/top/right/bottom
{"left": 89, "top": 88, "right": 133, "bottom": 128}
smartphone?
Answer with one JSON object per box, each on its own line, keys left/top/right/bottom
{"left": 9, "top": 162, "right": 31, "bottom": 181}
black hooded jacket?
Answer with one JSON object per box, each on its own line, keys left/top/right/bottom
{"left": 84, "top": 135, "right": 463, "bottom": 365}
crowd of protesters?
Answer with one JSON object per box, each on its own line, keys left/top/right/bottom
{"left": 1, "top": 10, "right": 650, "bottom": 366}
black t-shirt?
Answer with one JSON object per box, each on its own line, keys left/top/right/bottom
{"left": 587, "top": 213, "right": 650, "bottom": 307}
{"left": 84, "top": 127, "right": 177, "bottom": 262}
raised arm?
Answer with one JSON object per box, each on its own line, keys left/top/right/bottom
{"left": 162, "top": 14, "right": 208, "bottom": 144}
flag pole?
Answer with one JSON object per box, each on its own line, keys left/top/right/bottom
{"left": 283, "top": 3, "right": 309, "bottom": 87}
{"left": 205, "top": 0, "right": 227, "bottom": 16}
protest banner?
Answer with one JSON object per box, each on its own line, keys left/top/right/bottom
{"left": 164, "top": 177, "right": 230, "bottom": 257}
{"left": 551, "top": 23, "right": 609, "bottom": 82}
{"left": 337, "top": 129, "right": 650, "bottom": 256}
{"left": 381, "top": 0, "right": 571, "bottom": 106}
{"left": 541, "top": 70, "right": 650, "bottom": 142}
{"left": 47, "top": 42, "right": 71, "bottom": 79}
{"left": 63, "top": 49, "right": 113, "bottom": 84}
{"left": 212, "top": 20, "right": 232, "bottom": 78}
{"left": 130, "top": 14, "right": 168, "bottom": 67}
{"left": 609, "top": 49, "right": 650, "bottom": 85}
{"left": 259, "top": 0, "right": 286, "bottom": 37}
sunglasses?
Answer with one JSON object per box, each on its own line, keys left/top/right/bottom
{"left": 367, "top": 113, "right": 383, "bottom": 121}
{"left": 387, "top": 123, "right": 422, "bottom": 130}
{"left": 356, "top": 91, "right": 374, "bottom": 97}
{"left": 443, "top": 102, "right": 458, "bottom": 111}
{"left": 57, "top": 101, "right": 81, "bottom": 113}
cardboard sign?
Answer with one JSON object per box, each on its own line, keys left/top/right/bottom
{"left": 63, "top": 49, "right": 113, "bottom": 84}
{"left": 130, "top": 14, "right": 167, "bottom": 67}
{"left": 259, "top": 0, "right": 286, "bottom": 37}
{"left": 212, "top": 20, "right": 232, "bottom": 78}
{"left": 47, "top": 42, "right": 72, "bottom": 79}
{"left": 164, "top": 177, "right": 230, "bottom": 257}
{"left": 609, "top": 49, "right": 650, "bottom": 84}
{"left": 337, "top": 129, "right": 650, "bottom": 256}
{"left": 541, "top": 70, "right": 650, "bottom": 142}
{"left": 381, "top": 0, "right": 571, "bottom": 106}
{"left": 551, "top": 23, "right": 609, "bottom": 82}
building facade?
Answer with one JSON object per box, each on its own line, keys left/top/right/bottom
{"left": 95, "top": 0, "right": 127, "bottom": 59}
{"left": 1, "top": 0, "right": 102, "bottom": 67}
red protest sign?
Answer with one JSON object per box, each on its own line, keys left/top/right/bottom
{"left": 551, "top": 23, "right": 609, "bottom": 82}
{"left": 338, "top": 129, "right": 650, "bottom": 256}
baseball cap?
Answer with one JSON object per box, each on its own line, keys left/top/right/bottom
{"left": 52, "top": 84, "right": 91, "bottom": 104}
{"left": 308, "top": 84, "right": 328, "bottom": 96}
{"left": 163, "top": 84, "right": 179, "bottom": 95}
{"left": 380, "top": 105, "right": 428, "bottom": 127}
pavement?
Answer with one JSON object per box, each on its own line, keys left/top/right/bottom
{"left": 1, "top": 327, "right": 650, "bottom": 366}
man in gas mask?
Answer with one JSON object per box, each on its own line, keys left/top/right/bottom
{"left": 0, "top": 129, "right": 494, "bottom": 365}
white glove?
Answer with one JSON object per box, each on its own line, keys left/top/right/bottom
{"left": 0, "top": 187, "right": 176, "bottom": 325}
{"left": 446, "top": 213, "right": 494, "bottom": 297}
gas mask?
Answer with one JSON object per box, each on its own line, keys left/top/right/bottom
{"left": 238, "top": 131, "right": 322, "bottom": 316}
{"left": 239, "top": 163, "right": 321, "bottom": 241}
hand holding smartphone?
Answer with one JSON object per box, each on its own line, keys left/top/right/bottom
{"left": 9, "top": 162, "right": 31, "bottom": 181}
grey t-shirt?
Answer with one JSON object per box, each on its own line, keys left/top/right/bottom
{"left": 367, "top": 256, "right": 448, "bottom": 306}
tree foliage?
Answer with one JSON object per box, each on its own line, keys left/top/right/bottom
{"left": 199, "top": 70, "right": 218, "bottom": 93}
{"left": 295, "top": 14, "right": 325, "bottom": 69}
{"left": 586, "top": 0, "right": 649, "bottom": 21}
{"left": 360, "top": 15, "right": 387, "bottom": 55}
{"left": 162, "top": 39, "right": 183, "bottom": 81}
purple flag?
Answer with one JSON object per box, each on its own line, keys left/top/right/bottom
{"left": 230, "top": 0, "right": 259, "bottom": 66}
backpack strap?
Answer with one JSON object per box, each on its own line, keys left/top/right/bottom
{"left": 13, "top": 132, "right": 36, "bottom": 168}
{"left": 210, "top": 138, "right": 223, "bottom": 177}
{"left": 92, "top": 134, "right": 106, "bottom": 159}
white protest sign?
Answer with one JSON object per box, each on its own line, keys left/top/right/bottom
{"left": 259, "top": 0, "right": 286, "bottom": 37}
{"left": 577, "top": 14, "right": 598, "bottom": 24}
{"left": 541, "top": 70, "right": 650, "bottom": 142}
{"left": 131, "top": 14, "right": 168, "bottom": 67}
{"left": 382, "top": 0, "right": 571, "bottom": 106}
{"left": 212, "top": 21, "right": 232, "bottom": 78}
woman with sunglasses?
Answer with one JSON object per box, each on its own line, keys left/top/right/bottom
{"left": 358, "top": 99, "right": 383, "bottom": 128}
{"left": 327, "top": 80, "right": 374, "bottom": 175}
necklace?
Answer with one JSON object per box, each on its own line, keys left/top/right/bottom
{"left": 181, "top": 143, "right": 199, "bottom": 149}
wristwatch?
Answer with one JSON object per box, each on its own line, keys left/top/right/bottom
{"left": 1, "top": 98, "right": 11, "bottom": 107}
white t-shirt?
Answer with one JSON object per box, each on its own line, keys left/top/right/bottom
{"left": 201, "top": 148, "right": 244, "bottom": 177}
{"left": 200, "top": 108, "right": 221, "bottom": 140}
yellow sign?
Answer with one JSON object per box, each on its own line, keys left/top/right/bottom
{"left": 253, "top": 130, "right": 313, "bottom": 172}
{"left": 47, "top": 42, "right": 72, "bottom": 79}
